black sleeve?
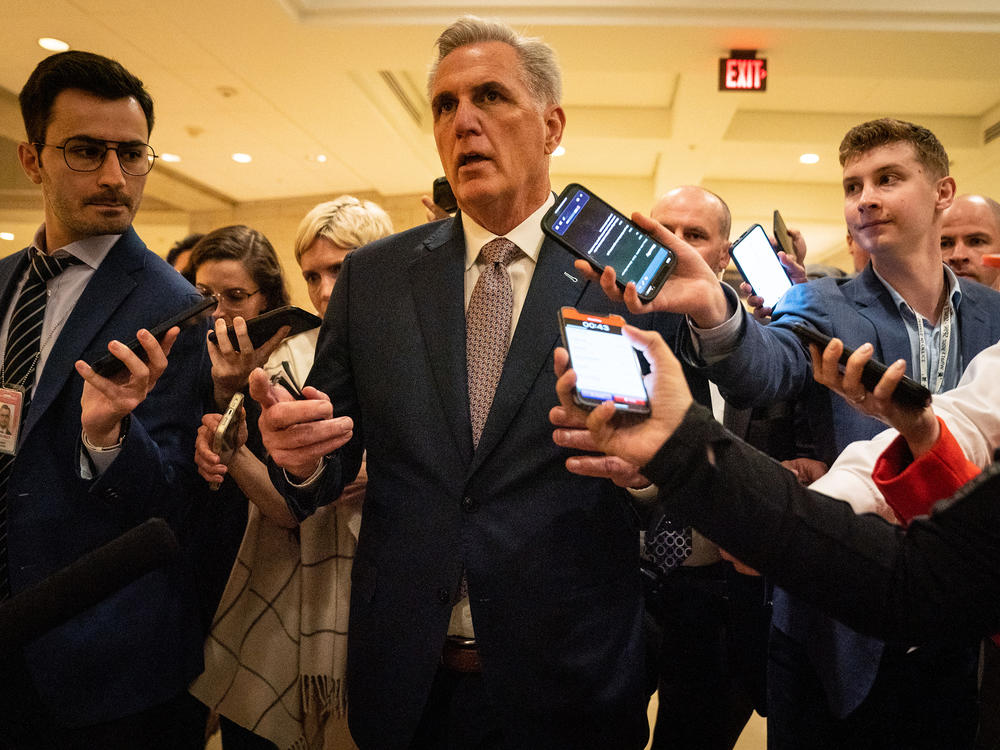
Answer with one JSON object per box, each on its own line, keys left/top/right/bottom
{"left": 641, "top": 405, "right": 1000, "bottom": 643}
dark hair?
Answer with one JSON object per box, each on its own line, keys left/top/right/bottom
{"left": 19, "top": 51, "right": 155, "bottom": 144}
{"left": 166, "top": 233, "right": 204, "bottom": 267}
{"left": 189, "top": 225, "right": 290, "bottom": 312}
{"left": 839, "top": 118, "right": 949, "bottom": 180}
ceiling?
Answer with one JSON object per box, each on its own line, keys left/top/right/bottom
{"left": 3, "top": 0, "right": 1000, "bottom": 263}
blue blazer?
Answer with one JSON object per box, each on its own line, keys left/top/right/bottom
{"left": 681, "top": 265, "right": 1000, "bottom": 715}
{"left": 1, "top": 229, "right": 207, "bottom": 726}
{"left": 287, "top": 216, "right": 651, "bottom": 749}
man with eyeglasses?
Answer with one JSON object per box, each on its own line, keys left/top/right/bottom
{"left": 0, "top": 51, "right": 209, "bottom": 747}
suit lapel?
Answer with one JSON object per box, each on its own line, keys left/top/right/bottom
{"left": 469, "top": 237, "right": 588, "bottom": 474}
{"left": 955, "top": 280, "right": 998, "bottom": 363}
{"left": 24, "top": 231, "right": 143, "bottom": 438}
{"left": 844, "top": 268, "right": 911, "bottom": 365}
{"left": 408, "top": 219, "right": 473, "bottom": 462}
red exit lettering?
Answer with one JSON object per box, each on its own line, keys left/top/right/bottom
{"left": 719, "top": 57, "right": 768, "bottom": 91}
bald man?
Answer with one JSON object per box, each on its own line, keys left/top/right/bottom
{"left": 941, "top": 194, "right": 1000, "bottom": 288}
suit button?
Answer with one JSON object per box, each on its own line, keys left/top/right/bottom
{"left": 461, "top": 496, "right": 477, "bottom": 513}
{"left": 437, "top": 587, "right": 451, "bottom": 604}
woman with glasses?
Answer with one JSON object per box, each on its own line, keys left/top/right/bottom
{"left": 190, "top": 199, "right": 393, "bottom": 750}
{"left": 186, "top": 225, "right": 293, "bottom": 750}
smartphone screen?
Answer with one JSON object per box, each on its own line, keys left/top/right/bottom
{"left": 543, "top": 184, "right": 676, "bottom": 301}
{"left": 559, "top": 307, "right": 649, "bottom": 414}
{"left": 730, "top": 224, "right": 793, "bottom": 310}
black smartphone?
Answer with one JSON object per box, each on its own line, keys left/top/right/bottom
{"left": 432, "top": 176, "right": 457, "bottom": 213}
{"left": 89, "top": 294, "right": 215, "bottom": 378}
{"left": 773, "top": 210, "right": 795, "bottom": 259}
{"left": 210, "top": 392, "right": 245, "bottom": 491}
{"left": 208, "top": 305, "right": 322, "bottom": 352}
{"left": 542, "top": 184, "right": 677, "bottom": 302}
{"left": 791, "top": 323, "right": 932, "bottom": 408}
{"left": 730, "top": 223, "right": 794, "bottom": 310}
{"left": 558, "top": 307, "right": 650, "bottom": 414}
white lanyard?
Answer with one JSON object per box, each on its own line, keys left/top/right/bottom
{"left": 914, "top": 303, "right": 953, "bottom": 394}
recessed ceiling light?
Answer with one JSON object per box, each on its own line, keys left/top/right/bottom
{"left": 38, "top": 37, "right": 69, "bottom": 52}
{"left": 231, "top": 153, "right": 252, "bottom": 164}
{"left": 799, "top": 153, "right": 820, "bottom": 164}
{"left": 315, "top": 154, "right": 327, "bottom": 163}
{"left": 0, "top": 232, "right": 14, "bottom": 241}
{"left": 552, "top": 146, "right": 566, "bottom": 157}
{"left": 160, "top": 153, "right": 181, "bottom": 163}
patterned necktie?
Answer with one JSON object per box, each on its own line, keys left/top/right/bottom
{"left": 466, "top": 237, "right": 520, "bottom": 446}
{"left": 0, "top": 248, "right": 80, "bottom": 599}
{"left": 644, "top": 513, "right": 693, "bottom": 576}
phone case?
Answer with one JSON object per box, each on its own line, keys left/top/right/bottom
{"left": 208, "top": 305, "right": 322, "bottom": 352}
{"left": 89, "top": 294, "right": 215, "bottom": 378}
{"left": 773, "top": 210, "right": 795, "bottom": 259}
{"left": 209, "top": 392, "right": 245, "bottom": 490}
{"left": 790, "top": 323, "right": 931, "bottom": 408}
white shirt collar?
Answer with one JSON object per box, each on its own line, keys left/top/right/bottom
{"left": 463, "top": 194, "right": 555, "bottom": 270}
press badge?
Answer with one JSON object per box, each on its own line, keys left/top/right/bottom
{"left": 0, "top": 386, "right": 25, "bottom": 456}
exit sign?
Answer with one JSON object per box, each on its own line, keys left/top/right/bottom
{"left": 719, "top": 51, "right": 767, "bottom": 91}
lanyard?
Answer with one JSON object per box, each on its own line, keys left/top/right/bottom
{"left": 914, "top": 303, "right": 953, "bottom": 394}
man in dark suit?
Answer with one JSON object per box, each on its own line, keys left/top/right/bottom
{"left": 0, "top": 51, "right": 207, "bottom": 747}
{"left": 573, "top": 118, "right": 1000, "bottom": 749}
{"left": 252, "top": 15, "right": 649, "bottom": 750}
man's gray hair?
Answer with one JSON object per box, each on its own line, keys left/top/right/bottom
{"left": 427, "top": 15, "right": 562, "bottom": 108}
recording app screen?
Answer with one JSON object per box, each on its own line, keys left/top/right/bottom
{"left": 549, "top": 188, "right": 671, "bottom": 296}
{"left": 734, "top": 224, "right": 792, "bottom": 309}
{"left": 564, "top": 318, "right": 648, "bottom": 409}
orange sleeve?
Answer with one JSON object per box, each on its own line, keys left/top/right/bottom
{"left": 873, "top": 418, "right": 981, "bottom": 527}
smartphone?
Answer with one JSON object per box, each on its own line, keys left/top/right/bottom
{"left": 773, "top": 210, "right": 795, "bottom": 260}
{"left": 791, "top": 323, "right": 932, "bottom": 408}
{"left": 89, "top": 294, "right": 216, "bottom": 378}
{"left": 542, "top": 184, "right": 677, "bottom": 302}
{"left": 558, "top": 307, "right": 650, "bottom": 414}
{"left": 432, "top": 176, "right": 457, "bottom": 213}
{"left": 208, "top": 305, "right": 322, "bottom": 352}
{"left": 210, "top": 392, "right": 245, "bottom": 490}
{"left": 730, "top": 224, "right": 793, "bottom": 310}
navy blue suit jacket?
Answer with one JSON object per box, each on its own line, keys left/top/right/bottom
{"left": 287, "top": 216, "right": 651, "bottom": 749}
{"left": 680, "top": 265, "right": 1000, "bottom": 715}
{"left": 1, "top": 229, "right": 207, "bottom": 726}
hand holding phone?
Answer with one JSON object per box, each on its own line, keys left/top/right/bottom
{"left": 209, "top": 392, "right": 245, "bottom": 490}
{"left": 88, "top": 295, "right": 215, "bottom": 379}
{"left": 791, "top": 323, "right": 931, "bottom": 408}
{"left": 543, "top": 184, "right": 677, "bottom": 302}
{"left": 558, "top": 307, "right": 650, "bottom": 414}
{"left": 432, "top": 176, "right": 457, "bottom": 214}
{"left": 730, "top": 224, "right": 793, "bottom": 310}
{"left": 208, "top": 306, "right": 322, "bottom": 352}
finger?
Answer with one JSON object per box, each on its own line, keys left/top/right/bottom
{"left": 564, "top": 453, "right": 630, "bottom": 479}
{"left": 552, "top": 426, "right": 600, "bottom": 452}
{"left": 573, "top": 259, "right": 602, "bottom": 284}
{"left": 257, "top": 325, "right": 292, "bottom": 360}
{"left": 231, "top": 316, "right": 253, "bottom": 355}
{"left": 871, "top": 358, "right": 907, "bottom": 403}
{"left": 212, "top": 317, "right": 236, "bottom": 354}
{"left": 136, "top": 328, "right": 170, "bottom": 379}
{"left": 599, "top": 266, "right": 626, "bottom": 303}
{"left": 553, "top": 346, "right": 570, "bottom": 379}
{"left": 814, "top": 337, "right": 845, "bottom": 389}
{"left": 841, "top": 342, "right": 874, "bottom": 396}
{"left": 621, "top": 325, "right": 670, "bottom": 369}
{"left": 249, "top": 367, "right": 286, "bottom": 409}
{"left": 299, "top": 385, "right": 331, "bottom": 402}
{"left": 549, "top": 405, "right": 589, "bottom": 429}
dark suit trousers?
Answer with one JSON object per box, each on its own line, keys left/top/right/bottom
{"left": 648, "top": 563, "right": 769, "bottom": 750}
{"left": 767, "top": 625, "right": 978, "bottom": 750}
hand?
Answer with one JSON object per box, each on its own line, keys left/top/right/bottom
{"left": 421, "top": 195, "right": 451, "bottom": 222}
{"left": 550, "top": 402, "right": 651, "bottom": 488}
{"left": 810, "top": 337, "right": 939, "bottom": 458}
{"left": 573, "top": 212, "right": 731, "bottom": 327}
{"left": 76, "top": 327, "right": 178, "bottom": 447}
{"left": 719, "top": 548, "right": 761, "bottom": 576}
{"left": 787, "top": 227, "right": 808, "bottom": 266}
{"left": 208, "top": 316, "right": 290, "bottom": 409}
{"left": 194, "top": 410, "right": 249, "bottom": 486}
{"left": 781, "top": 457, "right": 829, "bottom": 485}
{"left": 248, "top": 367, "right": 354, "bottom": 480}
{"left": 552, "top": 325, "right": 693, "bottom": 469}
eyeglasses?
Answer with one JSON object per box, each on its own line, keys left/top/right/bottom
{"left": 35, "top": 137, "right": 157, "bottom": 176}
{"left": 196, "top": 285, "right": 261, "bottom": 306}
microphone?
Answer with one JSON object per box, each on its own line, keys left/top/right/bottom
{"left": 0, "top": 518, "right": 180, "bottom": 653}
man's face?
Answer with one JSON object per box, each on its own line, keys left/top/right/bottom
{"left": 0, "top": 407, "right": 9, "bottom": 429}
{"left": 299, "top": 236, "right": 350, "bottom": 318}
{"left": 650, "top": 188, "right": 730, "bottom": 276}
{"left": 18, "top": 89, "right": 149, "bottom": 250}
{"left": 842, "top": 141, "right": 953, "bottom": 259}
{"left": 430, "top": 41, "right": 564, "bottom": 233}
{"left": 940, "top": 197, "right": 1000, "bottom": 286}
